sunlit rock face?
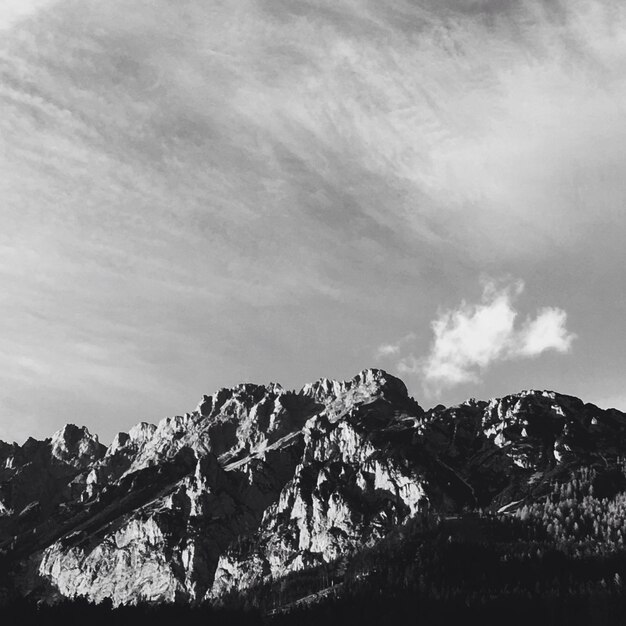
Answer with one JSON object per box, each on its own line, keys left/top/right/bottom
{"left": 50, "top": 425, "right": 106, "bottom": 469}
{"left": 1, "top": 370, "right": 626, "bottom": 606}
{"left": 209, "top": 373, "right": 427, "bottom": 599}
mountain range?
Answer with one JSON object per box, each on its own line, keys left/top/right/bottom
{"left": 2, "top": 368, "right": 626, "bottom": 622}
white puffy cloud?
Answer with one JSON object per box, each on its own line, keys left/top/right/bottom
{"left": 515, "top": 308, "right": 575, "bottom": 358}
{"left": 395, "top": 280, "right": 575, "bottom": 391}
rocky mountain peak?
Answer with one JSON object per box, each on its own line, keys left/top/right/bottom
{"left": 50, "top": 424, "right": 106, "bottom": 468}
{"left": 105, "top": 422, "right": 157, "bottom": 458}
{"left": 299, "top": 368, "right": 416, "bottom": 421}
{"left": 195, "top": 381, "right": 286, "bottom": 419}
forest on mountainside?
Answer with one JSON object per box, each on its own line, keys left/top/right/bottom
{"left": 223, "top": 462, "right": 626, "bottom": 625}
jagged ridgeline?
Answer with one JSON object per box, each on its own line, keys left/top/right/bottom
{"left": 2, "top": 369, "right": 626, "bottom": 623}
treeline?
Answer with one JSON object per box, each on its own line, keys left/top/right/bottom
{"left": 269, "top": 586, "right": 626, "bottom": 626}
{"left": 0, "top": 597, "right": 264, "bottom": 626}
{"left": 510, "top": 464, "right": 626, "bottom": 555}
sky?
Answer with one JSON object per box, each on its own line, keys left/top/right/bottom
{"left": 1, "top": 0, "right": 626, "bottom": 443}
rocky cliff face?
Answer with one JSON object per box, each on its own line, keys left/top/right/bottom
{"left": 0, "top": 369, "right": 625, "bottom": 606}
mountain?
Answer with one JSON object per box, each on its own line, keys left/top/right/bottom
{"left": 1, "top": 368, "right": 626, "bottom": 620}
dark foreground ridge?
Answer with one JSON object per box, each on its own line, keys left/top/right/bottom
{"left": 2, "top": 369, "right": 626, "bottom": 624}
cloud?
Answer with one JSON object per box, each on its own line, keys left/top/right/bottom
{"left": 515, "top": 307, "right": 575, "bottom": 358}
{"left": 0, "top": 0, "right": 621, "bottom": 441}
{"left": 396, "top": 280, "right": 575, "bottom": 391}
{"left": 375, "top": 333, "right": 417, "bottom": 360}
{"left": 0, "top": 0, "right": 56, "bottom": 31}
{"left": 376, "top": 343, "right": 400, "bottom": 358}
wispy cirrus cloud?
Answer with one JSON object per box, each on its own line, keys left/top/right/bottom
{"left": 379, "top": 280, "right": 576, "bottom": 393}
{"left": 0, "top": 0, "right": 57, "bottom": 31}
{"left": 1, "top": 0, "right": 625, "bottom": 441}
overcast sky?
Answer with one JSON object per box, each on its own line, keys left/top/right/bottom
{"left": 1, "top": 0, "right": 626, "bottom": 443}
